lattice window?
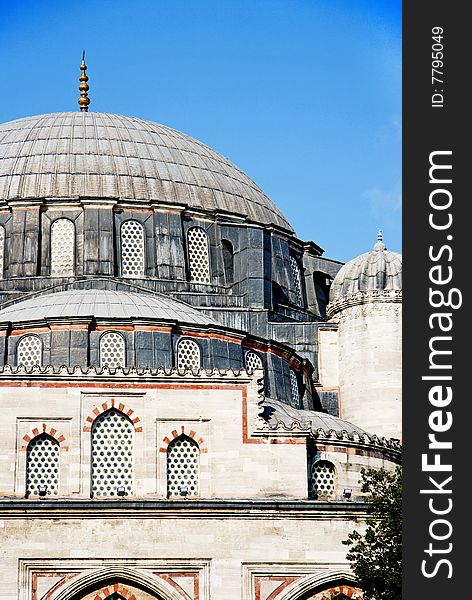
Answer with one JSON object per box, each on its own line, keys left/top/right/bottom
{"left": 167, "top": 435, "right": 199, "bottom": 497}
{"left": 100, "top": 331, "right": 126, "bottom": 368}
{"left": 177, "top": 338, "right": 201, "bottom": 370}
{"left": 290, "top": 368, "right": 301, "bottom": 408}
{"left": 17, "top": 335, "right": 42, "bottom": 367}
{"left": 187, "top": 227, "right": 211, "bottom": 283}
{"left": 50, "top": 218, "right": 75, "bottom": 277}
{"left": 290, "top": 256, "right": 303, "bottom": 307}
{"left": 121, "top": 220, "right": 145, "bottom": 277}
{"left": 26, "top": 434, "right": 59, "bottom": 496}
{"left": 0, "top": 225, "right": 5, "bottom": 278}
{"left": 311, "top": 460, "right": 336, "bottom": 499}
{"left": 91, "top": 410, "right": 134, "bottom": 497}
{"left": 245, "top": 351, "right": 263, "bottom": 373}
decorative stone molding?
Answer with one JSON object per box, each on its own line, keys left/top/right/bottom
{"left": 20, "top": 423, "right": 67, "bottom": 450}
{"left": 159, "top": 426, "right": 208, "bottom": 453}
{"left": 327, "top": 289, "right": 402, "bottom": 318}
{"left": 83, "top": 400, "right": 142, "bottom": 433}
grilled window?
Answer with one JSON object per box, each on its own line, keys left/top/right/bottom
{"left": 177, "top": 338, "right": 201, "bottom": 370}
{"left": 290, "top": 256, "right": 304, "bottom": 307}
{"left": 167, "top": 435, "right": 199, "bottom": 497}
{"left": 26, "top": 434, "right": 59, "bottom": 497}
{"left": 121, "top": 220, "right": 145, "bottom": 277}
{"left": 51, "top": 218, "right": 75, "bottom": 277}
{"left": 311, "top": 460, "right": 336, "bottom": 499}
{"left": 289, "top": 368, "right": 301, "bottom": 408}
{"left": 100, "top": 331, "right": 126, "bottom": 368}
{"left": 91, "top": 410, "right": 134, "bottom": 497}
{"left": 187, "top": 227, "right": 211, "bottom": 283}
{"left": 245, "top": 351, "right": 263, "bottom": 373}
{"left": 17, "top": 335, "right": 42, "bottom": 367}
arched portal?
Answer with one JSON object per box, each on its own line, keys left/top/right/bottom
{"left": 50, "top": 568, "right": 185, "bottom": 600}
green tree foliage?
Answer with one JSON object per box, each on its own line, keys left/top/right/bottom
{"left": 343, "top": 466, "right": 402, "bottom": 600}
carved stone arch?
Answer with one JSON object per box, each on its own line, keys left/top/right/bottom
{"left": 275, "top": 570, "right": 363, "bottom": 600}
{"left": 49, "top": 567, "right": 184, "bottom": 600}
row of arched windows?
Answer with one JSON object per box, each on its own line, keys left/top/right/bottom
{"left": 25, "top": 412, "right": 199, "bottom": 498}
{"left": 0, "top": 220, "right": 222, "bottom": 283}
{"left": 16, "top": 333, "right": 268, "bottom": 374}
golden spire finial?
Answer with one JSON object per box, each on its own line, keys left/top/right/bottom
{"left": 78, "top": 51, "right": 90, "bottom": 112}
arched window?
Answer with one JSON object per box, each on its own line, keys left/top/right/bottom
{"left": 99, "top": 331, "right": 126, "bottom": 368}
{"left": 311, "top": 460, "right": 336, "bottom": 499}
{"left": 167, "top": 435, "right": 199, "bottom": 497}
{"left": 0, "top": 224, "right": 5, "bottom": 278}
{"left": 50, "top": 218, "right": 75, "bottom": 277}
{"left": 289, "top": 368, "right": 301, "bottom": 408}
{"left": 121, "top": 220, "right": 145, "bottom": 277}
{"left": 245, "top": 351, "right": 263, "bottom": 373}
{"left": 177, "top": 338, "right": 201, "bottom": 370}
{"left": 91, "top": 409, "right": 134, "bottom": 497}
{"left": 290, "top": 255, "right": 304, "bottom": 307}
{"left": 187, "top": 227, "right": 211, "bottom": 283}
{"left": 26, "top": 434, "right": 59, "bottom": 497}
{"left": 313, "top": 271, "right": 331, "bottom": 318}
{"left": 221, "top": 239, "right": 234, "bottom": 285}
{"left": 17, "top": 334, "right": 42, "bottom": 367}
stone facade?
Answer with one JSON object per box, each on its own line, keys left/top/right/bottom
{"left": 0, "top": 111, "right": 402, "bottom": 600}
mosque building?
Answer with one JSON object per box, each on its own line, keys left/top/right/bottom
{"left": 0, "top": 57, "right": 401, "bottom": 600}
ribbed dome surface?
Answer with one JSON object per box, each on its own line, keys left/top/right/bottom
{"left": 0, "top": 112, "right": 292, "bottom": 231}
{"left": 329, "top": 235, "right": 402, "bottom": 303}
{"left": 0, "top": 289, "right": 216, "bottom": 325}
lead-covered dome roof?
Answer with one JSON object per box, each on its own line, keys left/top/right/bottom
{"left": 0, "top": 289, "right": 216, "bottom": 325}
{"left": 0, "top": 112, "right": 292, "bottom": 231}
{"left": 329, "top": 232, "right": 402, "bottom": 304}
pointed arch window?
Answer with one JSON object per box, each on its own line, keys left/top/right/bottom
{"left": 187, "top": 227, "right": 211, "bottom": 283}
{"left": 121, "top": 220, "right": 145, "bottom": 277}
{"left": 91, "top": 409, "right": 134, "bottom": 497}
{"left": 26, "top": 434, "right": 59, "bottom": 497}
{"left": 310, "top": 460, "right": 336, "bottom": 499}
{"left": 290, "top": 255, "right": 304, "bottom": 307}
{"left": 177, "top": 338, "right": 201, "bottom": 370}
{"left": 100, "top": 331, "right": 126, "bottom": 368}
{"left": 17, "top": 334, "right": 42, "bottom": 367}
{"left": 167, "top": 435, "right": 199, "bottom": 497}
{"left": 0, "top": 224, "right": 5, "bottom": 279}
{"left": 50, "top": 218, "right": 75, "bottom": 277}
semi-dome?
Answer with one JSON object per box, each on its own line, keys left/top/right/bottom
{"left": 328, "top": 232, "right": 402, "bottom": 304}
{"left": 0, "top": 112, "right": 292, "bottom": 231}
{"left": 0, "top": 289, "right": 216, "bottom": 325}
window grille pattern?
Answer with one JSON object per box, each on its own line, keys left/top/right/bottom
{"left": 167, "top": 435, "right": 199, "bottom": 497}
{"left": 17, "top": 335, "right": 42, "bottom": 367}
{"left": 91, "top": 410, "right": 134, "bottom": 497}
{"left": 177, "top": 338, "right": 201, "bottom": 370}
{"left": 50, "top": 218, "right": 75, "bottom": 277}
{"left": 311, "top": 460, "right": 336, "bottom": 499}
{"left": 290, "top": 368, "right": 301, "bottom": 408}
{"left": 121, "top": 220, "right": 145, "bottom": 277}
{"left": 187, "top": 227, "right": 211, "bottom": 283}
{"left": 100, "top": 332, "right": 126, "bottom": 368}
{"left": 0, "top": 225, "right": 4, "bottom": 278}
{"left": 290, "top": 256, "right": 303, "bottom": 306}
{"left": 26, "top": 434, "right": 59, "bottom": 496}
{"left": 245, "top": 351, "right": 263, "bottom": 373}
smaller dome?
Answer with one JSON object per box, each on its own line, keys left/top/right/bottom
{"left": 0, "top": 289, "right": 216, "bottom": 325}
{"left": 328, "top": 231, "right": 402, "bottom": 304}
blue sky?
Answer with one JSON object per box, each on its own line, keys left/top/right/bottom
{"left": 1, "top": 0, "right": 401, "bottom": 262}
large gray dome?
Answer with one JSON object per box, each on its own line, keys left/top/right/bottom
{"left": 0, "top": 112, "right": 292, "bottom": 231}
{"left": 329, "top": 233, "right": 402, "bottom": 303}
{"left": 0, "top": 289, "right": 216, "bottom": 325}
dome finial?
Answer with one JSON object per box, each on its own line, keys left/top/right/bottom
{"left": 78, "top": 51, "right": 90, "bottom": 112}
{"left": 374, "top": 229, "right": 386, "bottom": 251}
